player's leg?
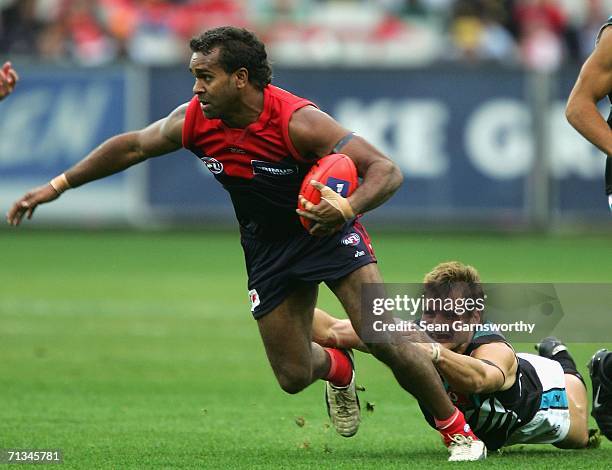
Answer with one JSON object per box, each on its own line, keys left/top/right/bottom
{"left": 588, "top": 348, "right": 612, "bottom": 441}
{"left": 256, "top": 283, "right": 331, "bottom": 394}
{"left": 554, "top": 374, "right": 589, "bottom": 449}
{"left": 257, "top": 283, "right": 360, "bottom": 436}
{"left": 244, "top": 229, "right": 361, "bottom": 435}
{"left": 536, "top": 337, "right": 590, "bottom": 448}
{"left": 327, "top": 263, "right": 486, "bottom": 460}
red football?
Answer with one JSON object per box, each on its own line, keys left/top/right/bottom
{"left": 298, "top": 153, "right": 359, "bottom": 230}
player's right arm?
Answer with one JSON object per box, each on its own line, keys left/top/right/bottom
{"left": 566, "top": 27, "right": 612, "bottom": 156}
{"left": 6, "top": 103, "right": 188, "bottom": 226}
{"left": 291, "top": 106, "right": 403, "bottom": 236}
{"left": 432, "top": 342, "right": 517, "bottom": 394}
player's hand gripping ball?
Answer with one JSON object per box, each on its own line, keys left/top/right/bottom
{"left": 297, "top": 153, "right": 359, "bottom": 232}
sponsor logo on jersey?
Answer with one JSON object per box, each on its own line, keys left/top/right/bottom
{"left": 326, "top": 177, "right": 351, "bottom": 197}
{"left": 354, "top": 250, "right": 365, "bottom": 258}
{"left": 200, "top": 156, "right": 224, "bottom": 174}
{"left": 251, "top": 160, "right": 297, "bottom": 177}
{"left": 248, "top": 289, "right": 260, "bottom": 312}
{"left": 227, "top": 147, "right": 247, "bottom": 154}
{"left": 341, "top": 233, "right": 361, "bottom": 246}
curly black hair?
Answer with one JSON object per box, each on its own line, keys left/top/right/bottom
{"left": 190, "top": 27, "right": 272, "bottom": 90}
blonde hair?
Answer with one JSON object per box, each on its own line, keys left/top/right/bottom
{"left": 423, "top": 261, "right": 481, "bottom": 284}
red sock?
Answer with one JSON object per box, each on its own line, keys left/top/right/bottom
{"left": 434, "top": 407, "right": 478, "bottom": 446}
{"left": 324, "top": 348, "right": 352, "bottom": 387}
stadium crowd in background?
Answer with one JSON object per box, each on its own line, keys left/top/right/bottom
{"left": 0, "top": 0, "right": 611, "bottom": 68}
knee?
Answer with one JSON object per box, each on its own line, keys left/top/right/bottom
{"left": 275, "top": 368, "right": 312, "bottom": 395}
{"left": 570, "top": 429, "right": 590, "bottom": 449}
{"left": 555, "top": 427, "right": 590, "bottom": 449}
{"left": 556, "top": 436, "right": 588, "bottom": 449}
{"left": 577, "top": 434, "right": 589, "bottom": 449}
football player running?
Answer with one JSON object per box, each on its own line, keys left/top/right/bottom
{"left": 6, "top": 27, "right": 485, "bottom": 461}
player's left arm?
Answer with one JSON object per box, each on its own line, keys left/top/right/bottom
{"left": 290, "top": 106, "right": 403, "bottom": 235}
{"left": 431, "top": 342, "right": 517, "bottom": 394}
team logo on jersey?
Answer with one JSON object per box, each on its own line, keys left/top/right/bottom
{"left": 251, "top": 160, "right": 297, "bottom": 177}
{"left": 341, "top": 233, "right": 361, "bottom": 246}
{"left": 326, "top": 177, "right": 351, "bottom": 197}
{"left": 199, "top": 156, "right": 224, "bottom": 174}
{"left": 248, "top": 289, "right": 260, "bottom": 312}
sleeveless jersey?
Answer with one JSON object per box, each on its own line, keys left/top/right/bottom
{"left": 419, "top": 330, "right": 544, "bottom": 450}
{"left": 182, "top": 85, "right": 317, "bottom": 240}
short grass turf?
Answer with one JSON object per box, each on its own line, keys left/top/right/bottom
{"left": 1, "top": 229, "right": 611, "bottom": 469}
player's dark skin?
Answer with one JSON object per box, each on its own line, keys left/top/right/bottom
{"left": 6, "top": 49, "right": 455, "bottom": 421}
{"left": 566, "top": 25, "right": 612, "bottom": 206}
{"left": 566, "top": 26, "right": 612, "bottom": 156}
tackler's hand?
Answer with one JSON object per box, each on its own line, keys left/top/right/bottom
{"left": 296, "top": 180, "right": 355, "bottom": 237}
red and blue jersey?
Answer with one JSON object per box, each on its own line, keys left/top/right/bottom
{"left": 182, "top": 85, "right": 317, "bottom": 240}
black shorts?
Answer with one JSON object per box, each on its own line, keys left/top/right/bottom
{"left": 241, "top": 220, "right": 377, "bottom": 319}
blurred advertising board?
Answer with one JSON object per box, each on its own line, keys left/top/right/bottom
{"left": 0, "top": 65, "right": 144, "bottom": 224}
{"left": 1, "top": 64, "right": 607, "bottom": 228}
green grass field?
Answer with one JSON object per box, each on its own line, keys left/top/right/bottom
{"left": 1, "top": 230, "right": 611, "bottom": 469}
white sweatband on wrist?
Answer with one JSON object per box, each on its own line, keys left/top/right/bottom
{"left": 431, "top": 342, "right": 441, "bottom": 364}
{"left": 49, "top": 173, "right": 71, "bottom": 194}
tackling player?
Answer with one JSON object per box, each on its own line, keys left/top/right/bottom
{"left": 566, "top": 16, "right": 612, "bottom": 211}
{"left": 312, "top": 261, "right": 612, "bottom": 452}
{"left": 5, "top": 27, "right": 485, "bottom": 461}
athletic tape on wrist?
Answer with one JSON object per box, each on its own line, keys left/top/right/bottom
{"left": 320, "top": 195, "right": 355, "bottom": 221}
{"left": 49, "top": 173, "right": 71, "bottom": 194}
{"left": 319, "top": 185, "right": 355, "bottom": 221}
{"left": 431, "top": 343, "right": 441, "bottom": 363}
